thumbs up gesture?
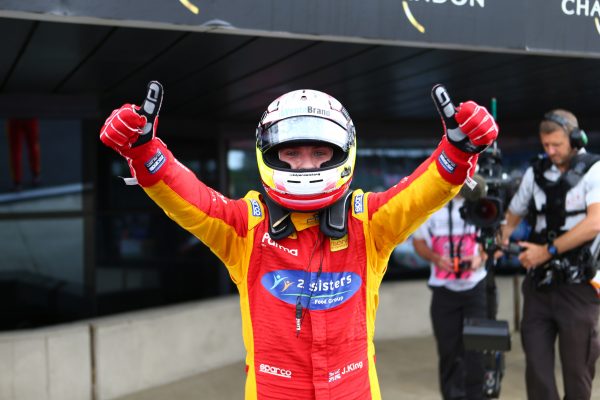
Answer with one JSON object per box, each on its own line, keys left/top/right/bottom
{"left": 431, "top": 84, "right": 498, "bottom": 154}
{"left": 100, "top": 81, "right": 164, "bottom": 155}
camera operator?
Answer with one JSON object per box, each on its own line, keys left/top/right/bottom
{"left": 413, "top": 193, "right": 487, "bottom": 400}
{"left": 500, "top": 109, "right": 600, "bottom": 400}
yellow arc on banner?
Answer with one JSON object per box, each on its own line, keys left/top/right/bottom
{"left": 402, "top": 1, "right": 425, "bottom": 34}
{"left": 179, "top": 0, "right": 199, "bottom": 14}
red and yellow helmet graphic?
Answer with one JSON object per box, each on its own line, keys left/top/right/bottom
{"left": 256, "top": 89, "right": 356, "bottom": 212}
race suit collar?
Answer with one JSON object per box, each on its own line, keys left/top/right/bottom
{"left": 263, "top": 190, "right": 352, "bottom": 240}
{"left": 291, "top": 212, "right": 320, "bottom": 231}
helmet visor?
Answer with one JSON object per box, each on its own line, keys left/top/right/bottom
{"left": 259, "top": 117, "right": 350, "bottom": 152}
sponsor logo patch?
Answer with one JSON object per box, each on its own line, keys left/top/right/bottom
{"left": 261, "top": 233, "right": 298, "bottom": 256}
{"left": 330, "top": 235, "right": 349, "bottom": 252}
{"left": 259, "top": 363, "right": 292, "bottom": 379}
{"left": 144, "top": 149, "right": 166, "bottom": 174}
{"left": 261, "top": 269, "right": 361, "bottom": 310}
{"left": 438, "top": 151, "right": 456, "bottom": 174}
{"left": 306, "top": 214, "right": 319, "bottom": 224}
{"left": 353, "top": 194, "right": 364, "bottom": 214}
{"left": 249, "top": 199, "right": 262, "bottom": 217}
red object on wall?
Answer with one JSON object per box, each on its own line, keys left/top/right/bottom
{"left": 7, "top": 118, "right": 41, "bottom": 189}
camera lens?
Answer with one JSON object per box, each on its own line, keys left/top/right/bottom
{"left": 474, "top": 199, "right": 499, "bottom": 225}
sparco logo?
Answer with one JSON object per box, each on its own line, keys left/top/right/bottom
{"left": 354, "top": 194, "right": 364, "bottom": 214}
{"left": 561, "top": 0, "right": 600, "bottom": 35}
{"left": 438, "top": 151, "right": 456, "bottom": 174}
{"left": 402, "top": 0, "right": 485, "bottom": 34}
{"left": 144, "top": 149, "right": 166, "bottom": 174}
{"left": 261, "top": 233, "right": 298, "bottom": 256}
{"left": 249, "top": 199, "right": 262, "bottom": 217}
{"left": 259, "top": 363, "right": 292, "bottom": 379}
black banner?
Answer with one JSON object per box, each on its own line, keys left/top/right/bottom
{"left": 2, "top": 0, "right": 600, "bottom": 57}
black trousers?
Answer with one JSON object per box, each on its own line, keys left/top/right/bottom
{"left": 431, "top": 280, "right": 488, "bottom": 400}
{"left": 521, "top": 275, "right": 600, "bottom": 400}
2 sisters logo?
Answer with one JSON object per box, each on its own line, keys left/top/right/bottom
{"left": 402, "top": 0, "right": 485, "bottom": 34}
{"left": 561, "top": 0, "right": 600, "bottom": 35}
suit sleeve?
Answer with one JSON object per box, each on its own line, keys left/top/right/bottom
{"left": 120, "top": 138, "right": 255, "bottom": 284}
{"left": 366, "top": 137, "right": 478, "bottom": 257}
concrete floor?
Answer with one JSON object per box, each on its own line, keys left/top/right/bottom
{"left": 115, "top": 334, "right": 600, "bottom": 400}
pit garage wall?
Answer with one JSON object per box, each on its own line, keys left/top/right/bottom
{"left": 1, "top": 1, "right": 600, "bottom": 58}
{"left": 0, "top": 278, "right": 519, "bottom": 400}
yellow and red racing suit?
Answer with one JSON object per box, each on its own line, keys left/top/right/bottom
{"left": 124, "top": 137, "right": 476, "bottom": 400}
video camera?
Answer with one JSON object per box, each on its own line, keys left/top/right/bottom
{"left": 430, "top": 85, "right": 512, "bottom": 398}
{"left": 459, "top": 145, "right": 516, "bottom": 399}
{"left": 459, "top": 146, "right": 515, "bottom": 231}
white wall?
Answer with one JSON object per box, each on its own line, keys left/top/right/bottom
{"left": 0, "top": 276, "right": 522, "bottom": 400}
{"left": 92, "top": 296, "right": 244, "bottom": 400}
{"left": 0, "top": 323, "right": 91, "bottom": 400}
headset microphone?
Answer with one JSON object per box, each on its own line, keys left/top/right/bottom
{"left": 543, "top": 112, "right": 588, "bottom": 149}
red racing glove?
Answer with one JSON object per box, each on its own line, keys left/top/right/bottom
{"left": 100, "top": 81, "right": 163, "bottom": 154}
{"left": 99, "top": 81, "right": 169, "bottom": 186}
{"left": 453, "top": 100, "right": 498, "bottom": 152}
{"left": 431, "top": 84, "right": 500, "bottom": 184}
{"left": 99, "top": 104, "right": 149, "bottom": 156}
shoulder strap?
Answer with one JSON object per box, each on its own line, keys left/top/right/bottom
{"left": 531, "top": 155, "right": 554, "bottom": 190}
{"left": 564, "top": 153, "right": 600, "bottom": 188}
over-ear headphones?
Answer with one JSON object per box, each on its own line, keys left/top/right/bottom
{"left": 543, "top": 112, "right": 588, "bottom": 149}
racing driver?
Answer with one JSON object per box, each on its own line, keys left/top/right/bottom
{"left": 100, "top": 84, "right": 498, "bottom": 400}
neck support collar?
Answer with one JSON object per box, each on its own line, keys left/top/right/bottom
{"left": 263, "top": 190, "right": 353, "bottom": 241}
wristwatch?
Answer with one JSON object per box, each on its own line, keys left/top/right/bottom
{"left": 547, "top": 241, "right": 559, "bottom": 257}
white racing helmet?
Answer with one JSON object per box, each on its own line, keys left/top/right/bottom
{"left": 256, "top": 89, "right": 356, "bottom": 212}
